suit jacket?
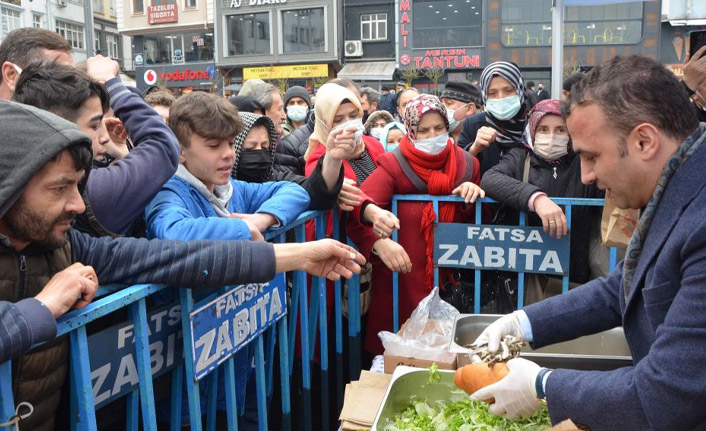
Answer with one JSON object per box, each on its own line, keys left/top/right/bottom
{"left": 523, "top": 126, "right": 706, "bottom": 430}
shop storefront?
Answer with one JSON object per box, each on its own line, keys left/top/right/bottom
{"left": 135, "top": 63, "right": 218, "bottom": 93}
{"left": 215, "top": 0, "right": 339, "bottom": 92}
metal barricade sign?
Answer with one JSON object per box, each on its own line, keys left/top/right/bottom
{"left": 88, "top": 303, "right": 183, "bottom": 408}
{"left": 434, "top": 223, "right": 570, "bottom": 275}
{"left": 189, "top": 273, "right": 287, "bottom": 381}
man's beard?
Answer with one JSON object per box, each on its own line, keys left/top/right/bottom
{"left": 3, "top": 197, "right": 73, "bottom": 248}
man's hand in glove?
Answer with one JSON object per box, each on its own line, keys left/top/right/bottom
{"left": 472, "top": 310, "right": 527, "bottom": 353}
{"left": 471, "top": 358, "right": 542, "bottom": 419}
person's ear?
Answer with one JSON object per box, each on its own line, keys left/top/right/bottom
{"left": 629, "top": 123, "right": 661, "bottom": 161}
{"left": 179, "top": 146, "right": 186, "bottom": 164}
{"left": 1, "top": 61, "right": 21, "bottom": 93}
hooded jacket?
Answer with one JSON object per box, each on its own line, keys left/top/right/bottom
{"left": 0, "top": 101, "right": 277, "bottom": 431}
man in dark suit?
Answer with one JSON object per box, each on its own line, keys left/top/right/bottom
{"left": 536, "top": 82, "right": 550, "bottom": 101}
{"left": 471, "top": 55, "right": 706, "bottom": 431}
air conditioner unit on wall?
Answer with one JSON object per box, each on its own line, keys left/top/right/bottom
{"left": 344, "top": 40, "right": 363, "bottom": 57}
{"left": 57, "top": 0, "right": 67, "bottom": 7}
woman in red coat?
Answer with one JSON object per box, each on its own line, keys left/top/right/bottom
{"left": 347, "top": 94, "right": 484, "bottom": 355}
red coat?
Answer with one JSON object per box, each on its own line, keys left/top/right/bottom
{"left": 346, "top": 146, "right": 481, "bottom": 354}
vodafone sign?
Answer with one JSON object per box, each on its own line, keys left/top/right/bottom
{"left": 137, "top": 64, "right": 216, "bottom": 90}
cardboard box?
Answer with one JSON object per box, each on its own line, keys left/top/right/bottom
{"left": 383, "top": 352, "right": 457, "bottom": 374}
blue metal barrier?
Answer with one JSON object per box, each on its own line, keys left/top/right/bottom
{"left": 0, "top": 209, "right": 363, "bottom": 431}
{"left": 390, "top": 195, "right": 619, "bottom": 332}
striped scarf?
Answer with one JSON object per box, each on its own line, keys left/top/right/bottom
{"left": 479, "top": 61, "right": 528, "bottom": 147}
{"left": 622, "top": 124, "right": 706, "bottom": 298}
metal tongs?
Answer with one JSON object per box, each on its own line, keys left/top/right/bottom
{"left": 466, "top": 335, "right": 526, "bottom": 365}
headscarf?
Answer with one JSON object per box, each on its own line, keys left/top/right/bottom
{"left": 400, "top": 94, "right": 458, "bottom": 292}
{"left": 380, "top": 121, "right": 406, "bottom": 151}
{"left": 526, "top": 99, "right": 564, "bottom": 147}
{"left": 479, "top": 61, "right": 528, "bottom": 147}
{"left": 403, "top": 93, "right": 450, "bottom": 138}
{"left": 305, "top": 83, "right": 363, "bottom": 160}
{"left": 231, "top": 112, "right": 277, "bottom": 181}
{"left": 364, "top": 110, "right": 395, "bottom": 135}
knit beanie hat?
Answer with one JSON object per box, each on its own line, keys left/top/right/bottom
{"left": 284, "top": 86, "right": 312, "bottom": 108}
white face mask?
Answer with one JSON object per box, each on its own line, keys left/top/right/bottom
{"left": 332, "top": 117, "right": 365, "bottom": 143}
{"left": 446, "top": 108, "right": 461, "bottom": 133}
{"left": 413, "top": 133, "right": 449, "bottom": 155}
{"left": 287, "top": 105, "right": 307, "bottom": 123}
{"left": 534, "top": 134, "right": 569, "bottom": 161}
{"left": 370, "top": 127, "right": 385, "bottom": 141}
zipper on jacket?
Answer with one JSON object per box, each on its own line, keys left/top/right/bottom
{"left": 552, "top": 166, "right": 558, "bottom": 180}
{"left": 17, "top": 254, "right": 26, "bottom": 300}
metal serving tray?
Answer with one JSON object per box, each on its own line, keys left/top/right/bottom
{"left": 371, "top": 366, "right": 464, "bottom": 431}
{"left": 450, "top": 314, "right": 633, "bottom": 370}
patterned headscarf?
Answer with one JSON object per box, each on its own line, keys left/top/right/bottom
{"left": 527, "top": 99, "right": 564, "bottom": 147}
{"left": 479, "top": 61, "right": 528, "bottom": 147}
{"left": 403, "top": 94, "right": 450, "bottom": 139}
{"left": 231, "top": 111, "right": 277, "bottom": 181}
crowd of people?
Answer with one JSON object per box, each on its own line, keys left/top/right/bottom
{"left": 2, "top": 25, "right": 706, "bottom": 431}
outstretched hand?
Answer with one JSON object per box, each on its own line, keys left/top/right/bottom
{"left": 274, "top": 239, "right": 366, "bottom": 281}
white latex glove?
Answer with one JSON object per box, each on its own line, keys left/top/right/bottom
{"left": 471, "top": 358, "right": 542, "bottom": 419}
{"left": 472, "top": 310, "right": 526, "bottom": 354}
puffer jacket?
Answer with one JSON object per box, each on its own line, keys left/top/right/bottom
{"left": 275, "top": 111, "right": 315, "bottom": 176}
{"left": 481, "top": 147, "right": 604, "bottom": 283}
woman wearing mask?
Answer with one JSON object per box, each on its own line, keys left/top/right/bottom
{"left": 305, "top": 82, "right": 385, "bottom": 211}
{"left": 347, "top": 94, "right": 483, "bottom": 355}
{"left": 462, "top": 61, "right": 528, "bottom": 175}
{"left": 282, "top": 86, "right": 311, "bottom": 138}
{"left": 364, "top": 110, "right": 395, "bottom": 141}
{"left": 378, "top": 122, "right": 406, "bottom": 152}
{"left": 480, "top": 99, "right": 603, "bottom": 303}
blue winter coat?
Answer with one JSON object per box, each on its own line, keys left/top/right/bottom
{"left": 145, "top": 176, "right": 310, "bottom": 241}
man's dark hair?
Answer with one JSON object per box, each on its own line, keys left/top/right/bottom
{"left": 144, "top": 90, "right": 176, "bottom": 108}
{"left": 562, "top": 72, "right": 585, "bottom": 93}
{"left": 169, "top": 92, "right": 243, "bottom": 148}
{"left": 0, "top": 28, "right": 72, "bottom": 85}
{"left": 526, "top": 80, "right": 535, "bottom": 88}
{"left": 563, "top": 55, "right": 699, "bottom": 149}
{"left": 360, "top": 87, "right": 380, "bottom": 105}
{"left": 51, "top": 144, "right": 93, "bottom": 173}
{"left": 13, "top": 61, "right": 109, "bottom": 122}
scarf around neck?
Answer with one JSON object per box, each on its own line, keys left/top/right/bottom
{"left": 175, "top": 164, "right": 233, "bottom": 218}
{"left": 622, "top": 124, "right": 706, "bottom": 298}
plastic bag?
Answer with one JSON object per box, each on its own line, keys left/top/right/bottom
{"left": 378, "top": 287, "right": 458, "bottom": 363}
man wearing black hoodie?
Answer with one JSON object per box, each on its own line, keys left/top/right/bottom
{"left": 0, "top": 100, "right": 364, "bottom": 431}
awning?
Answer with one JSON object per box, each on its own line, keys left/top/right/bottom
{"left": 337, "top": 61, "right": 397, "bottom": 81}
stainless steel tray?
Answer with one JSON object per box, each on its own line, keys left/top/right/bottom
{"left": 450, "top": 314, "right": 633, "bottom": 370}
{"left": 371, "top": 366, "right": 464, "bottom": 431}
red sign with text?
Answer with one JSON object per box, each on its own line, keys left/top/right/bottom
{"left": 148, "top": 4, "right": 178, "bottom": 25}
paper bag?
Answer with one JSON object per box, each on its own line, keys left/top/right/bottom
{"left": 601, "top": 199, "right": 638, "bottom": 247}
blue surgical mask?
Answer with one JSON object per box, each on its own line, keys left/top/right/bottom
{"left": 413, "top": 133, "right": 449, "bottom": 155}
{"left": 485, "top": 95, "right": 522, "bottom": 120}
{"left": 287, "top": 105, "right": 307, "bottom": 123}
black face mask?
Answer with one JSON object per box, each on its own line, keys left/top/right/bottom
{"left": 236, "top": 149, "right": 272, "bottom": 183}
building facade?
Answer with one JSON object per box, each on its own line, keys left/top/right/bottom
{"left": 214, "top": 0, "right": 340, "bottom": 93}
{"left": 391, "top": 0, "right": 662, "bottom": 92}
{"left": 118, "top": 0, "right": 217, "bottom": 91}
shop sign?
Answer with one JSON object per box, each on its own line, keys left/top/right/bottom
{"left": 88, "top": 303, "right": 183, "bottom": 408}
{"left": 139, "top": 65, "right": 215, "bottom": 89}
{"left": 228, "top": 0, "right": 289, "bottom": 8}
{"left": 243, "top": 63, "right": 328, "bottom": 80}
{"left": 135, "top": 53, "right": 144, "bottom": 66}
{"left": 148, "top": 4, "right": 178, "bottom": 25}
{"left": 189, "top": 274, "right": 286, "bottom": 381}
{"left": 174, "top": 48, "right": 184, "bottom": 64}
{"left": 434, "top": 224, "right": 570, "bottom": 275}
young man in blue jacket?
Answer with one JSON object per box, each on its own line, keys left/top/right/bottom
{"left": 13, "top": 55, "right": 180, "bottom": 237}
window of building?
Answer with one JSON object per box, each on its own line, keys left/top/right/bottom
{"left": 152, "top": 0, "right": 175, "bottom": 6}
{"left": 412, "top": 0, "right": 483, "bottom": 48}
{"left": 93, "top": 0, "right": 104, "bottom": 13}
{"left": 106, "top": 33, "right": 119, "bottom": 58}
{"left": 185, "top": 0, "right": 196, "bottom": 8}
{"left": 32, "top": 13, "right": 42, "bottom": 28}
{"left": 184, "top": 31, "right": 214, "bottom": 62}
{"left": 282, "top": 8, "right": 325, "bottom": 54}
{"left": 501, "top": 0, "right": 643, "bottom": 46}
{"left": 56, "top": 20, "right": 84, "bottom": 50}
{"left": 110, "top": 0, "right": 116, "bottom": 15}
{"left": 1, "top": 8, "right": 22, "bottom": 37}
{"left": 361, "top": 13, "right": 387, "bottom": 41}
{"left": 94, "top": 30, "right": 101, "bottom": 53}
{"left": 144, "top": 34, "right": 172, "bottom": 64}
{"left": 226, "top": 12, "right": 271, "bottom": 56}
{"left": 133, "top": 0, "right": 143, "bottom": 14}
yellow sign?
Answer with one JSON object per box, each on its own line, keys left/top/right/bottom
{"left": 243, "top": 64, "right": 329, "bottom": 80}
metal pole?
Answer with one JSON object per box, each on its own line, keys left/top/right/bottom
{"left": 85, "top": 0, "right": 95, "bottom": 56}
{"left": 551, "top": 0, "right": 564, "bottom": 99}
